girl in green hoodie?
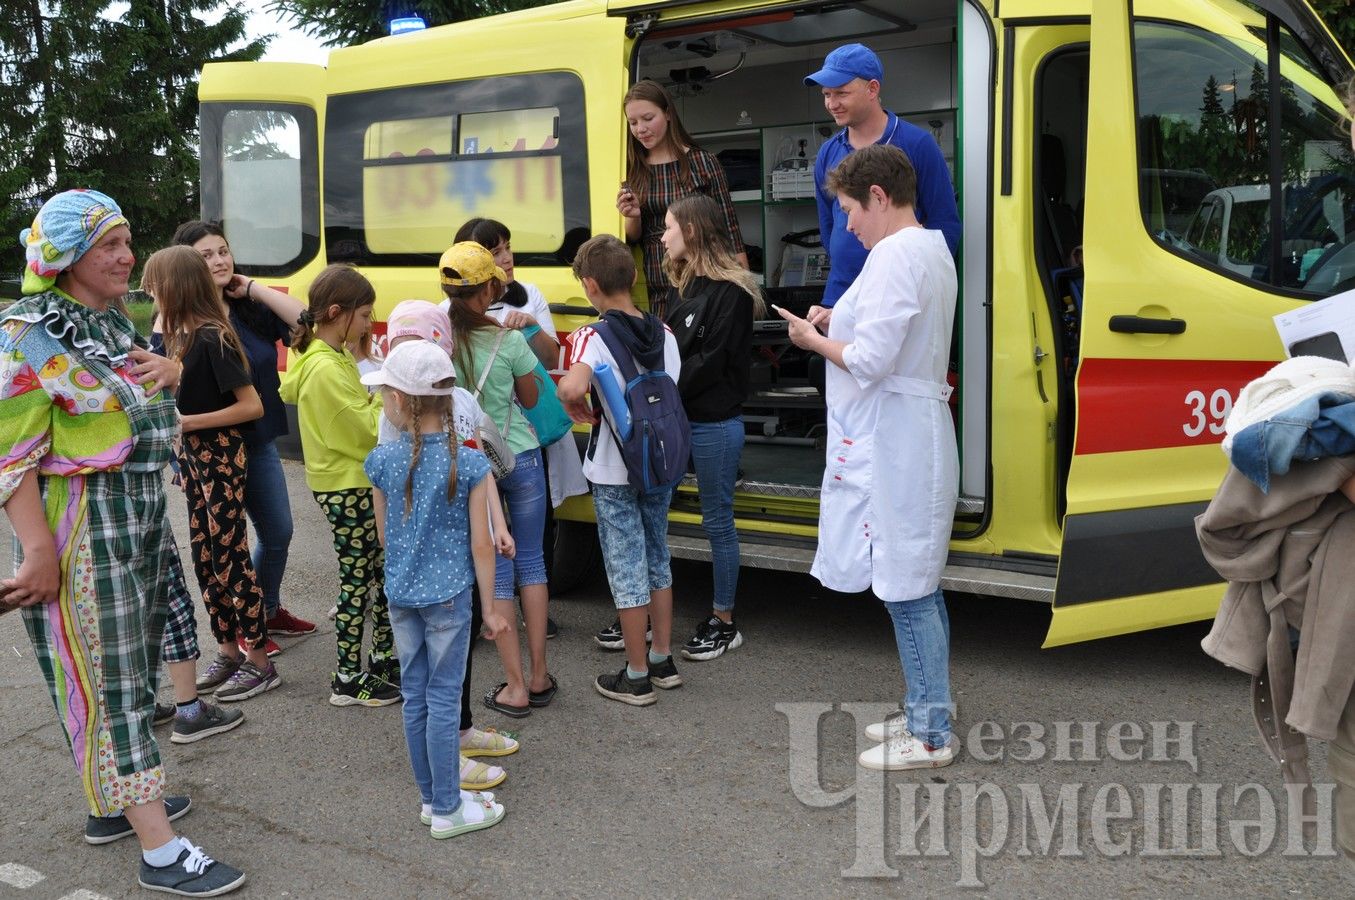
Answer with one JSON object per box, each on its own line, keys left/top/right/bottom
{"left": 278, "top": 265, "right": 400, "bottom": 708}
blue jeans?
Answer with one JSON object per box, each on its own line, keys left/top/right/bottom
{"left": 243, "top": 436, "right": 294, "bottom": 615}
{"left": 592, "top": 482, "right": 674, "bottom": 608}
{"left": 690, "top": 418, "right": 743, "bottom": 613}
{"left": 885, "top": 587, "right": 953, "bottom": 748}
{"left": 493, "top": 448, "right": 548, "bottom": 599}
{"left": 390, "top": 591, "right": 472, "bottom": 817}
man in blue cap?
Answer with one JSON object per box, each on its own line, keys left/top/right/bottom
{"left": 805, "top": 43, "right": 961, "bottom": 308}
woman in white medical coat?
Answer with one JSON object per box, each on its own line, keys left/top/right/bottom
{"left": 778, "top": 144, "right": 959, "bottom": 772}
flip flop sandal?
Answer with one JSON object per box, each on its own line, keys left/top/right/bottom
{"left": 528, "top": 673, "right": 559, "bottom": 708}
{"left": 483, "top": 682, "right": 531, "bottom": 718}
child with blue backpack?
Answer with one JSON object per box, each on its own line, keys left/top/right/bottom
{"left": 557, "top": 235, "right": 689, "bottom": 706}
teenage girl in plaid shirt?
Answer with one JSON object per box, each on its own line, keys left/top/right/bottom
{"left": 617, "top": 79, "right": 747, "bottom": 319}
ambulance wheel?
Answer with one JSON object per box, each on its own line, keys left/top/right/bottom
{"left": 549, "top": 519, "right": 600, "bottom": 595}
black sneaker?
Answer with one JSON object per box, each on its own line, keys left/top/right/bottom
{"left": 681, "top": 615, "right": 744, "bottom": 661}
{"left": 153, "top": 701, "right": 176, "bottom": 726}
{"left": 648, "top": 654, "right": 684, "bottom": 690}
{"left": 85, "top": 796, "right": 191, "bottom": 845}
{"left": 330, "top": 672, "right": 401, "bottom": 707}
{"left": 138, "top": 838, "right": 246, "bottom": 896}
{"left": 517, "top": 615, "right": 561, "bottom": 639}
{"left": 594, "top": 619, "right": 652, "bottom": 651}
{"left": 594, "top": 667, "right": 656, "bottom": 706}
{"left": 171, "top": 700, "right": 245, "bottom": 745}
{"left": 369, "top": 655, "right": 401, "bottom": 688}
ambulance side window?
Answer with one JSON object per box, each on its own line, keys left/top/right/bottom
{"left": 324, "top": 72, "right": 588, "bottom": 268}
{"left": 1134, "top": 20, "right": 1355, "bottom": 296}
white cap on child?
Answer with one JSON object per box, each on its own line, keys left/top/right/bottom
{"left": 359, "top": 339, "right": 457, "bottom": 396}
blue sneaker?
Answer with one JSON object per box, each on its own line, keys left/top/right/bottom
{"left": 138, "top": 838, "right": 246, "bottom": 897}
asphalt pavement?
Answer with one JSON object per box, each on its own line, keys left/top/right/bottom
{"left": 0, "top": 460, "right": 1349, "bottom": 898}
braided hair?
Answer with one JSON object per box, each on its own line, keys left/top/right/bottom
{"left": 397, "top": 391, "right": 459, "bottom": 519}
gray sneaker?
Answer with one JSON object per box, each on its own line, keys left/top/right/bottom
{"left": 171, "top": 700, "right": 245, "bottom": 744}
{"left": 215, "top": 660, "right": 280, "bottom": 702}
{"left": 85, "top": 796, "right": 191, "bottom": 845}
{"left": 195, "top": 653, "right": 240, "bottom": 693}
{"left": 138, "top": 838, "right": 245, "bottom": 897}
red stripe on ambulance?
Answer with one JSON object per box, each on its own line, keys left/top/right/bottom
{"left": 1073, "top": 358, "right": 1275, "bottom": 455}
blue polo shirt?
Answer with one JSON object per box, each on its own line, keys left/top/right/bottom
{"left": 814, "top": 110, "right": 961, "bottom": 306}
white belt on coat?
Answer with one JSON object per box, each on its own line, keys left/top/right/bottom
{"left": 877, "top": 375, "right": 952, "bottom": 401}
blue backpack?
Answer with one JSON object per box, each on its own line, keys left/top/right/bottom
{"left": 591, "top": 317, "right": 690, "bottom": 492}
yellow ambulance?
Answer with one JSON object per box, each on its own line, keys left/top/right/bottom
{"left": 197, "top": 0, "right": 1354, "bottom": 645}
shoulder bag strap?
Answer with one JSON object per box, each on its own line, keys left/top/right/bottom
{"left": 473, "top": 327, "right": 520, "bottom": 440}
{"left": 472, "top": 328, "right": 508, "bottom": 400}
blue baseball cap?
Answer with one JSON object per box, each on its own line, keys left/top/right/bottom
{"left": 804, "top": 43, "right": 884, "bottom": 88}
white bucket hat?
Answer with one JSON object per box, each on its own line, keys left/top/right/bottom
{"left": 360, "top": 339, "right": 457, "bottom": 396}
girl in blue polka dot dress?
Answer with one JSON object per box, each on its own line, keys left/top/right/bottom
{"left": 362, "top": 339, "right": 512, "bottom": 839}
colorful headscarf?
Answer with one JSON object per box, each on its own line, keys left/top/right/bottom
{"left": 20, "top": 189, "right": 128, "bottom": 295}
{"left": 387, "top": 299, "right": 455, "bottom": 355}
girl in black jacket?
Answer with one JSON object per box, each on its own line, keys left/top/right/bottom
{"left": 662, "top": 193, "right": 765, "bottom": 661}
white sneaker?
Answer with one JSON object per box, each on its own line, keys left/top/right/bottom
{"left": 859, "top": 733, "right": 957, "bottom": 771}
{"left": 864, "top": 712, "right": 909, "bottom": 743}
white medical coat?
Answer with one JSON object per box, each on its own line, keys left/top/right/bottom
{"left": 811, "top": 226, "right": 959, "bottom": 602}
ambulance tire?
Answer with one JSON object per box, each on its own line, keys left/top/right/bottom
{"left": 549, "top": 519, "right": 600, "bottom": 595}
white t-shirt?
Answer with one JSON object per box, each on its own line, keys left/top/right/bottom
{"left": 567, "top": 322, "right": 681, "bottom": 485}
{"left": 441, "top": 281, "right": 556, "bottom": 342}
{"left": 376, "top": 386, "right": 484, "bottom": 447}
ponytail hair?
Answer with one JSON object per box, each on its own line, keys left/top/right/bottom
{"left": 441, "top": 280, "right": 503, "bottom": 381}
{"left": 293, "top": 264, "right": 376, "bottom": 352}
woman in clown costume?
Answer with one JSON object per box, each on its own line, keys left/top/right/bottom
{"left": 0, "top": 190, "right": 247, "bottom": 896}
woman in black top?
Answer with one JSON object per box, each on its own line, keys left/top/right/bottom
{"left": 173, "top": 220, "right": 312, "bottom": 649}
{"left": 143, "top": 246, "right": 279, "bottom": 702}
{"left": 661, "top": 194, "right": 765, "bottom": 661}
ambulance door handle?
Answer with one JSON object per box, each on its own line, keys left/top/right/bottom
{"left": 1108, "top": 315, "right": 1186, "bottom": 335}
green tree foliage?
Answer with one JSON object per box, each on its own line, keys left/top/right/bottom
{"left": 0, "top": 1, "right": 265, "bottom": 281}
{"left": 1312, "top": 0, "right": 1355, "bottom": 59}
{"left": 266, "top": 0, "right": 557, "bottom": 48}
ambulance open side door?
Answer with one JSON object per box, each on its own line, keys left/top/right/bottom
{"left": 1044, "top": 0, "right": 1299, "bottom": 646}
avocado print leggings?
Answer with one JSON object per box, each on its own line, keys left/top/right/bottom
{"left": 313, "top": 488, "right": 391, "bottom": 676}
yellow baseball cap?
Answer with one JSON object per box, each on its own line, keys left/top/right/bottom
{"left": 439, "top": 241, "right": 507, "bottom": 287}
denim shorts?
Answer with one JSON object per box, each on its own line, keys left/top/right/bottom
{"left": 591, "top": 482, "right": 674, "bottom": 609}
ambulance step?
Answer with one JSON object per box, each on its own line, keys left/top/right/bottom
{"left": 668, "top": 533, "right": 818, "bottom": 572}
{"left": 667, "top": 534, "right": 1054, "bottom": 603}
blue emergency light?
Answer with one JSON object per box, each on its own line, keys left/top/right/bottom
{"left": 389, "top": 16, "right": 427, "bottom": 35}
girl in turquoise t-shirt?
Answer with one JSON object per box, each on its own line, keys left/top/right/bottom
{"left": 441, "top": 241, "right": 557, "bottom": 719}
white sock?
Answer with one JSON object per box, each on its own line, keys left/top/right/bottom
{"left": 143, "top": 836, "right": 185, "bottom": 867}
{"left": 437, "top": 796, "right": 488, "bottom": 829}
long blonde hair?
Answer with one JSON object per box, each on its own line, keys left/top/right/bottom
{"left": 142, "top": 245, "right": 249, "bottom": 370}
{"left": 662, "top": 194, "right": 765, "bottom": 316}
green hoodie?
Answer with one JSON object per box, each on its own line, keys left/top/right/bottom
{"left": 278, "top": 339, "right": 383, "bottom": 492}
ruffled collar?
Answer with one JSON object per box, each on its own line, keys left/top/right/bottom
{"left": 1, "top": 289, "right": 146, "bottom": 367}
